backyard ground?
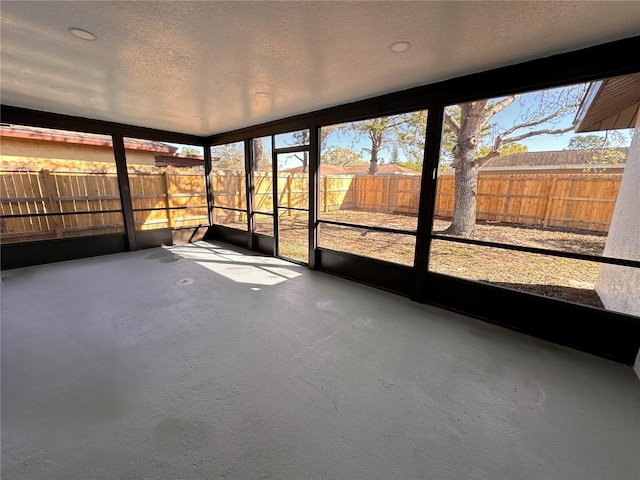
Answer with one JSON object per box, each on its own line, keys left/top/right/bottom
{"left": 281, "top": 210, "right": 606, "bottom": 308}
{"left": 227, "top": 209, "right": 607, "bottom": 308}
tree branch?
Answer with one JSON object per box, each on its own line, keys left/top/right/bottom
{"left": 480, "top": 97, "right": 515, "bottom": 124}
{"left": 497, "top": 104, "right": 575, "bottom": 139}
{"left": 501, "top": 125, "right": 575, "bottom": 145}
{"left": 475, "top": 150, "right": 501, "bottom": 167}
{"left": 444, "top": 111, "right": 459, "bottom": 136}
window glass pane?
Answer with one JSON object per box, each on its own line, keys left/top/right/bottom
{"left": 213, "top": 207, "right": 246, "bottom": 230}
{"left": 429, "top": 239, "right": 638, "bottom": 317}
{"left": 431, "top": 73, "right": 640, "bottom": 318}
{"left": 278, "top": 209, "right": 308, "bottom": 263}
{"left": 319, "top": 110, "right": 426, "bottom": 231}
{"left": 434, "top": 75, "right": 634, "bottom": 259}
{"left": 1, "top": 125, "right": 123, "bottom": 243}
{"left": 254, "top": 213, "right": 273, "bottom": 236}
{"left": 210, "top": 141, "right": 246, "bottom": 212}
{"left": 125, "top": 139, "right": 207, "bottom": 231}
{"left": 318, "top": 223, "right": 416, "bottom": 266}
{"left": 278, "top": 156, "right": 308, "bottom": 209}
{"left": 274, "top": 130, "right": 309, "bottom": 149}
{"left": 253, "top": 137, "right": 273, "bottom": 213}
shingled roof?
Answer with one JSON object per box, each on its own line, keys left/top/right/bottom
{"left": 0, "top": 124, "right": 177, "bottom": 153}
{"left": 344, "top": 164, "right": 418, "bottom": 175}
{"left": 481, "top": 149, "right": 628, "bottom": 169}
{"left": 285, "top": 164, "right": 418, "bottom": 175}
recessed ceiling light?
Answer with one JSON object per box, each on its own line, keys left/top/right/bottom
{"left": 389, "top": 41, "right": 411, "bottom": 53}
{"left": 192, "top": 116, "right": 203, "bottom": 120}
{"left": 50, "top": 85, "right": 69, "bottom": 93}
{"left": 255, "top": 91, "right": 270, "bottom": 98}
{"left": 68, "top": 28, "right": 96, "bottom": 41}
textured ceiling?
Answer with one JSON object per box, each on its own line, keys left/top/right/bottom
{"left": 1, "top": 1, "right": 639, "bottom": 137}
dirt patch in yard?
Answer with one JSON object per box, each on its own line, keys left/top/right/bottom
{"left": 219, "top": 209, "right": 608, "bottom": 308}
{"left": 317, "top": 210, "right": 607, "bottom": 308}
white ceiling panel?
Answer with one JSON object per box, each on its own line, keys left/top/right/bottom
{"left": 1, "top": 1, "right": 639, "bottom": 136}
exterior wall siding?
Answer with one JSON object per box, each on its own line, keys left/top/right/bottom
{"left": 0, "top": 137, "right": 157, "bottom": 165}
{"left": 595, "top": 117, "right": 640, "bottom": 317}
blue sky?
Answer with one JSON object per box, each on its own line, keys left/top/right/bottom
{"left": 173, "top": 79, "right": 632, "bottom": 168}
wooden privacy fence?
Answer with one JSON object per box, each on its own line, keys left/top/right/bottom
{"left": 434, "top": 174, "right": 621, "bottom": 232}
{"left": 1, "top": 166, "right": 623, "bottom": 243}
{"left": 1, "top": 166, "right": 208, "bottom": 243}
{"left": 211, "top": 172, "right": 622, "bottom": 233}
{"left": 128, "top": 169, "right": 207, "bottom": 229}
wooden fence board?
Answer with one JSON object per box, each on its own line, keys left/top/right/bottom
{"left": 1, "top": 164, "right": 624, "bottom": 244}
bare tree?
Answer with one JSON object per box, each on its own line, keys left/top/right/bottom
{"left": 253, "top": 138, "right": 266, "bottom": 170}
{"left": 344, "top": 111, "right": 427, "bottom": 175}
{"left": 289, "top": 127, "right": 335, "bottom": 172}
{"left": 443, "top": 86, "right": 585, "bottom": 236}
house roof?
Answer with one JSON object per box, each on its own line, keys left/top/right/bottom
{"left": 344, "top": 164, "right": 418, "bottom": 175}
{"left": 573, "top": 72, "right": 640, "bottom": 132}
{"left": 285, "top": 164, "right": 350, "bottom": 174}
{"left": 285, "top": 164, "right": 419, "bottom": 175}
{"left": 0, "top": 124, "right": 177, "bottom": 153}
{"left": 480, "top": 149, "right": 627, "bottom": 169}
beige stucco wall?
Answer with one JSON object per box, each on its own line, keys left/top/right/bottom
{"left": 0, "top": 137, "right": 156, "bottom": 165}
{"left": 595, "top": 118, "right": 640, "bottom": 319}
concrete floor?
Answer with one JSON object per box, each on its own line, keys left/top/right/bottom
{"left": 1, "top": 241, "right": 639, "bottom": 480}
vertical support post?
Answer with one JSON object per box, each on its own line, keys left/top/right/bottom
{"left": 203, "top": 143, "right": 214, "bottom": 227}
{"left": 323, "top": 175, "right": 329, "bottom": 213}
{"left": 412, "top": 105, "right": 444, "bottom": 301}
{"left": 272, "top": 135, "right": 279, "bottom": 257}
{"left": 286, "top": 175, "right": 292, "bottom": 216}
{"left": 308, "top": 126, "right": 319, "bottom": 270}
{"left": 564, "top": 176, "right": 578, "bottom": 229}
{"left": 39, "top": 169, "right": 63, "bottom": 238}
{"left": 112, "top": 135, "right": 137, "bottom": 251}
{"left": 504, "top": 176, "right": 514, "bottom": 223}
{"left": 245, "top": 138, "right": 255, "bottom": 251}
{"left": 543, "top": 176, "right": 558, "bottom": 228}
{"left": 162, "top": 171, "right": 173, "bottom": 228}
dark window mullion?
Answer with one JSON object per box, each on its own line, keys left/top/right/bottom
{"left": 412, "top": 104, "right": 444, "bottom": 300}
{"left": 245, "top": 138, "right": 255, "bottom": 250}
{"left": 431, "top": 234, "right": 640, "bottom": 269}
{"left": 112, "top": 135, "right": 137, "bottom": 251}
{"left": 308, "top": 126, "right": 319, "bottom": 269}
{"left": 272, "top": 135, "right": 279, "bottom": 257}
{"left": 203, "top": 143, "right": 214, "bottom": 226}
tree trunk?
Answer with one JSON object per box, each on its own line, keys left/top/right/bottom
{"left": 447, "top": 146, "right": 478, "bottom": 235}
{"left": 253, "top": 139, "right": 264, "bottom": 170}
{"left": 444, "top": 102, "right": 486, "bottom": 236}
{"left": 368, "top": 135, "right": 383, "bottom": 175}
{"left": 302, "top": 151, "right": 308, "bottom": 173}
{"left": 368, "top": 147, "right": 378, "bottom": 175}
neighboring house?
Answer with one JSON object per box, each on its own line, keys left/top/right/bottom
{"left": 0, "top": 124, "right": 185, "bottom": 166}
{"left": 285, "top": 163, "right": 419, "bottom": 175}
{"left": 573, "top": 73, "right": 640, "bottom": 329}
{"left": 155, "top": 153, "right": 205, "bottom": 168}
{"left": 345, "top": 164, "right": 418, "bottom": 175}
{"left": 478, "top": 149, "right": 627, "bottom": 175}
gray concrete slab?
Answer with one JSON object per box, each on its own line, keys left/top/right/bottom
{"left": 2, "top": 241, "right": 639, "bottom": 480}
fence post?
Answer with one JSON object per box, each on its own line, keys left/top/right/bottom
{"left": 503, "top": 176, "right": 514, "bottom": 223}
{"left": 163, "top": 171, "right": 173, "bottom": 228}
{"left": 286, "top": 174, "right": 292, "bottom": 216}
{"left": 388, "top": 176, "right": 399, "bottom": 213}
{"left": 385, "top": 177, "right": 392, "bottom": 212}
{"left": 39, "top": 169, "right": 63, "bottom": 237}
{"left": 323, "top": 175, "right": 328, "bottom": 212}
{"left": 563, "top": 176, "right": 578, "bottom": 229}
{"left": 543, "top": 177, "right": 558, "bottom": 228}
{"left": 353, "top": 176, "right": 359, "bottom": 209}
